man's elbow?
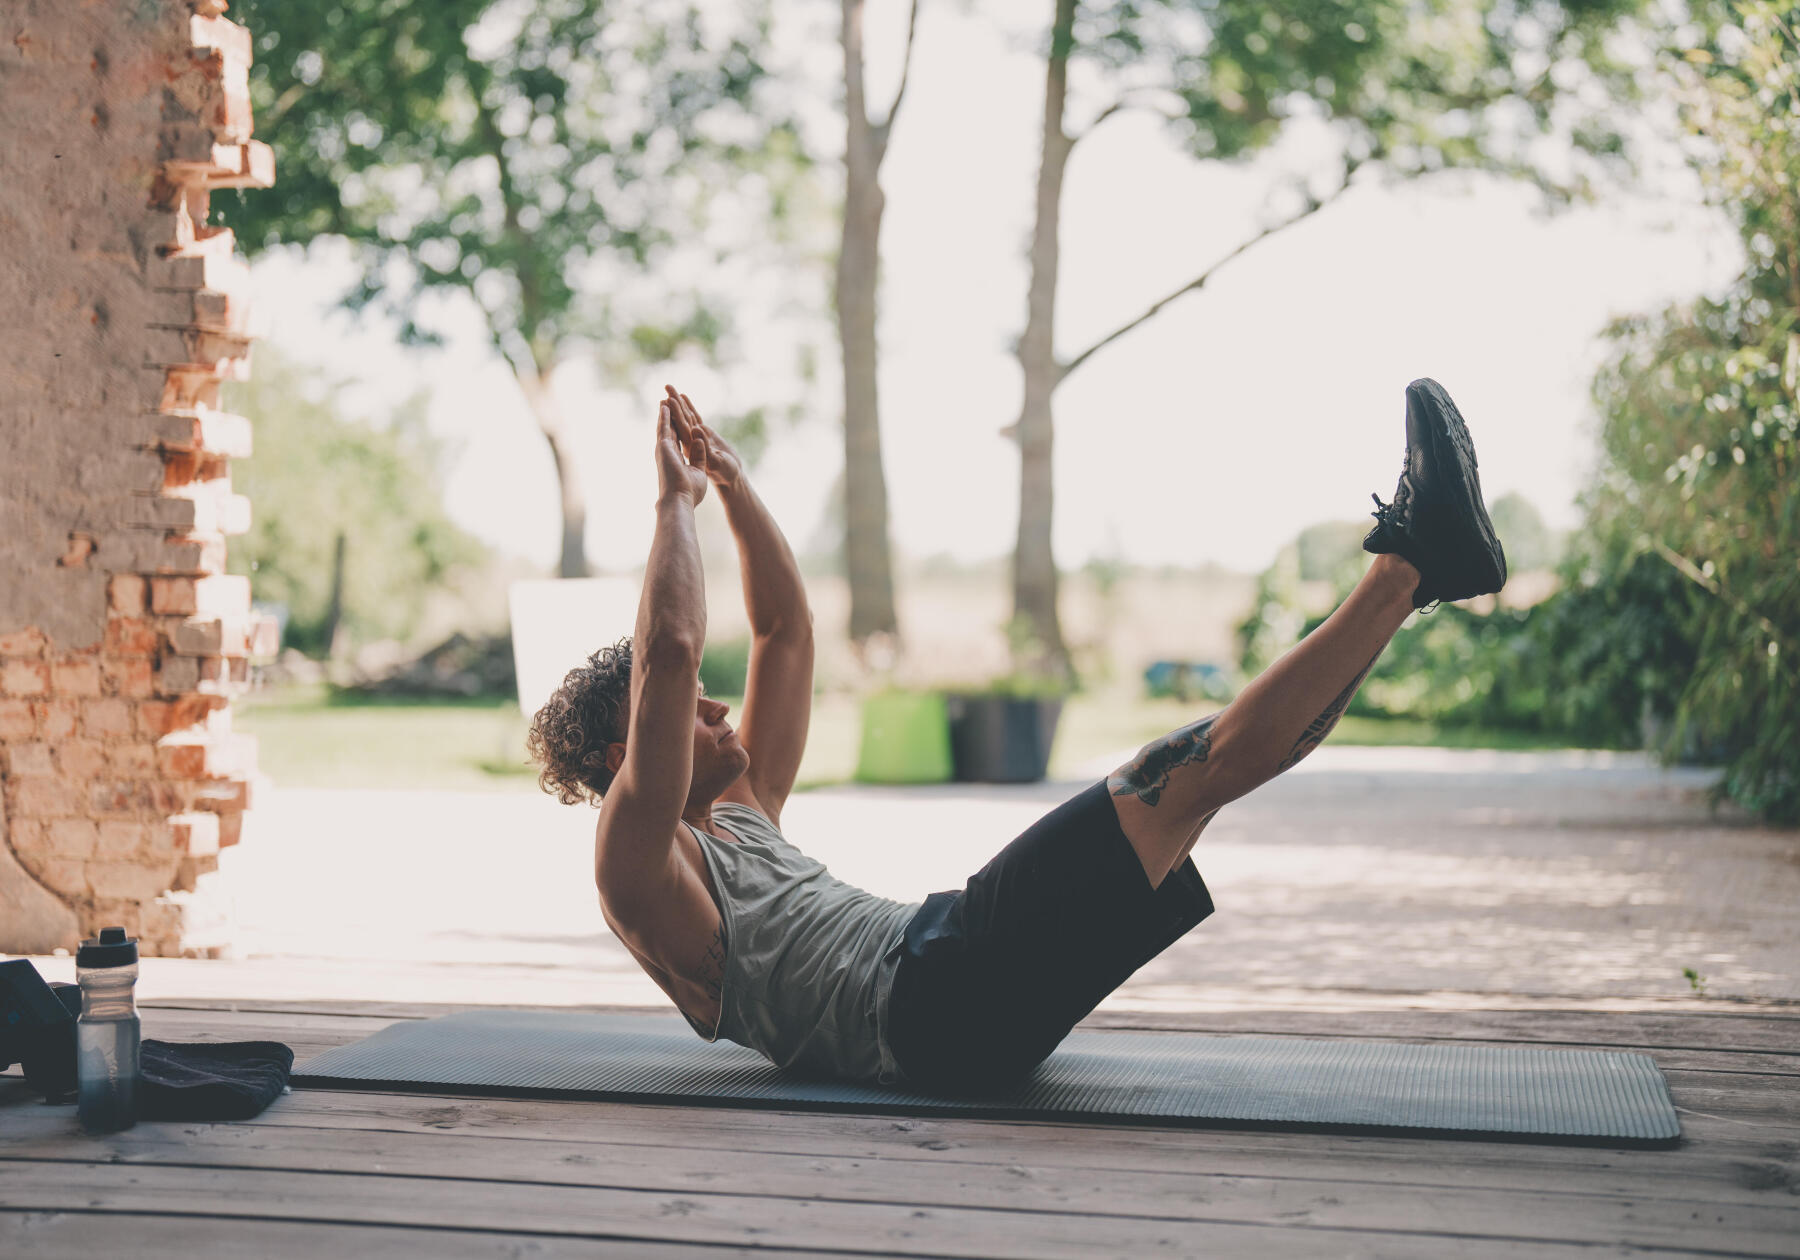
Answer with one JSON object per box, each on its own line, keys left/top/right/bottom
{"left": 638, "top": 629, "right": 705, "bottom": 674}
{"left": 756, "top": 607, "right": 814, "bottom": 647}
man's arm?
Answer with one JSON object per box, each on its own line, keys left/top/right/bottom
{"left": 594, "top": 399, "right": 710, "bottom": 913}
{"left": 669, "top": 389, "right": 813, "bottom": 824}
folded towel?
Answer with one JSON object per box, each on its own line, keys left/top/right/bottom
{"left": 140, "top": 1039, "right": 294, "bottom": 1121}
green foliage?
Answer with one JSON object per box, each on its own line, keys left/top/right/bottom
{"left": 1074, "top": 0, "right": 1647, "bottom": 197}
{"left": 222, "top": 0, "right": 801, "bottom": 373}
{"left": 224, "top": 351, "right": 487, "bottom": 655}
{"left": 698, "top": 638, "right": 751, "bottom": 699}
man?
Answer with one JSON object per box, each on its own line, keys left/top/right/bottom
{"left": 528, "top": 380, "right": 1506, "bottom": 1094}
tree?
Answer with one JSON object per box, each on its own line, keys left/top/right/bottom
{"left": 225, "top": 350, "right": 486, "bottom": 656}
{"left": 1009, "top": 0, "right": 1648, "bottom": 676}
{"left": 837, "top": 0, "right": 920, "bottom": 647}
{"left": 224, "top": 0, "right": 797, "bottom": 577}
{"left": 1576, "top": 0, "right": 1799, "bottom": 818}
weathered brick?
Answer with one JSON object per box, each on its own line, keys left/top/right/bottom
{"left": 33, "top": 858, "right": 89, "bottom": 899}
{"left": 105, "top": 616, "right": 161, "bottom": 655}
{"left": 217, "top": 810, "right": 244, "bottom": 848}
{"left": 103, "top": 657, "right": 155, "bottom": 698}
{"left": 96, "top": 821, "right": 148, "bottom": 861}
{"left": 16, "top": 777, "right": 84, "bottom": 816}
{"left": 0, "top": 699, "right": 36, "bottom": 739}
{"left": 50, "top": 660, "right": 102, "bottom": 696}
{"left": 2, "top": 660, "right": 51, "bottom": 695}
{"left": 86, "top": 861, "right": 174, "bottom": 903}
{"left": 136, "top": 694, "right": 221, "bottom": 737}
{"left": 58, "top": 739, "right": 107, "bottom": 779}
{"left": 109, "top": 742, "right": 158, "bottom": 775}
{"left": 35, "top": 700, "right": 79, "bottom": 740}
{"left": 157, "top": 655, "right": 201, "bottom": 695}
{"left": 171, "top": 812, "right": 220, "bottom": 857}
{"left": 46, "top": 819, "right": 100, "bottom": 860}
{"left": 150, "top": 574, "right": 249, "bottom": 618}
{"left": 0, "top": 628, "right": 48, "bottom": 656}
{"left": 6, "top": 742, "right": 55, "bottom": 776}
{"left": 7, "top": 819, "right": 47, "bottom": 857}
{"left": 150, "top": 532, "right": 228, "bottom": 577}
{"left": 193, "top": 777, "right": 252, "bottom": 813}
{"left": 156, "top": 739, "right": 210, "bottom": 779}
{"left": 146, "top": 408, "right": 253, "bottom": 458}
{"left": 89, "top": 779, "right": 156, "bottom": 815}
{"left": 84, "top": 698, "right": 133, "bottom": 737}
{"left": 109, "top": 574, "right": 148, "bottom": 615}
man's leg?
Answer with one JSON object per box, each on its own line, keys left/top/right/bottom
{"left": 1108, "top": 552, "right": 1419, "bottom": 889}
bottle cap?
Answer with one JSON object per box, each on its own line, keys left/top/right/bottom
{"left": 76, "top": 926, "right": 138, "bottom": 969}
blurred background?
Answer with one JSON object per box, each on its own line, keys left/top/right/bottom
{"left": 212, "top": 0, "right": 1796, "bottom": 826}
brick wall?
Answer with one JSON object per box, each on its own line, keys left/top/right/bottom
{"left": 0, "top": 0, "right": 273, "bottom": 956}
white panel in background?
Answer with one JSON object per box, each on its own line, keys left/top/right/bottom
{"left": 508, "top": 577, "right": 641, "bottom": 716}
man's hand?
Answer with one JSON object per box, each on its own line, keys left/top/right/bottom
{"left": 665, "top": 385, "right": 742, "bottom": 494}
{"left": 655, "top": 396, "right": 708, "bottom": 506}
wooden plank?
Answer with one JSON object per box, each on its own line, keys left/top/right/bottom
{"left": 145, "top": 998, "right": 1800, "bottom": 1055}
{"left": 0, "top": 1211, "right": 824, "bottom": 1260}
{"left": 224, "top": 1086, "right": 1800, "bottom": 1207}
{"left": 3, "top": 1112, "right": 1798, "bottom": 1254}
{"left": 134, "top": 1004, "right": 1799, "bottom": 1076}
{"left": 0, "top": 1161, "right": 1707, "bottom": 1259}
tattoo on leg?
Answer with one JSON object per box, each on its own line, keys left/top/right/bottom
{"left": 1277, "top": 649, "right": 1381, "bottom": 771}
{"left": 699, "top": 922, "right": 727, "bottom": 1003}
{"left": 1109, "top": 713, "right": 1220, "bottom": 807}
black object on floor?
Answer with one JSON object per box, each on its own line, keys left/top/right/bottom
{"left": 142, "top": 1039, "right": 294, "bottom": 1120}
{"left": 294, "top": 1010, "right": 1680, "bottom": 1145}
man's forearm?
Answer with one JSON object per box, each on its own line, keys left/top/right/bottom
{"left": 636, "top": 493, "right": 707, "bottom": 660}
{"left": 719, "top": 477, "right": 810, "bottom": 639}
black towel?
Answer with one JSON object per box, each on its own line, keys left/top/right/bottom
{"left": 140, "top": 1039, "right": 294, "bottom": 1120}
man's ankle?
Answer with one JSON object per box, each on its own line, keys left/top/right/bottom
{"left": 1367, "top": 552, "right": 1422, "bottom": 606}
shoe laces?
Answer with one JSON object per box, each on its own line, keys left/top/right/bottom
{"left": 1369, "top": 492, "right": 1403, "bottom": 529}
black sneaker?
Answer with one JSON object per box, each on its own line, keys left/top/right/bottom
{"left": 1363, "top": 378, "right": 1508, "bottom": 608}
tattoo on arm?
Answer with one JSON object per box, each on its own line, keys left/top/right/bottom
{"left": 1109, "top": 713, "right": 1220, "bottom": 807}
{"left": 1277, "top": 649, "right": 1381, "bottom": 771}
{"left": 698, "top": 922, "right": 727, "bottom": 1003}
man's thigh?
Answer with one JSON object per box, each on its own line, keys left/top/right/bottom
{"left": 888, "top": 780, "right": 1214, "bottom": 1093}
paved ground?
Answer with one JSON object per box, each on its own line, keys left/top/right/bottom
{"left": 27, "top": 745, "right": 1796, "bottom": 1012}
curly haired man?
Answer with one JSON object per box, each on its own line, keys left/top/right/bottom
{"left": 530, "top": 381, "right": 1506, "bottom": 1094}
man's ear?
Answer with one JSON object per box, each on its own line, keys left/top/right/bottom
{"left": 605, "top": 743, "right": 626, "bottom": 776}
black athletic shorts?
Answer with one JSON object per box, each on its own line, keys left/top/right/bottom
{"left": 886, "top": 779, "right": 1214, "bottom": 1095}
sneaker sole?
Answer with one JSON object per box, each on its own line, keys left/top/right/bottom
{"left": 1408, "top": 378, "right": 1507, "bottom": 599}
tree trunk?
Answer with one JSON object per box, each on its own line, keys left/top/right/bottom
{"left": 1012, "top": 0, "right": 1077, "bottom": 678}
{"left": 517, "top": 363, "right": 591, "bottom": 579}
{"left": 322, "top": 530, "right": 347, "bottom": 659}
{"left": 837, "top": 0, "right": 900, "bottom": 646}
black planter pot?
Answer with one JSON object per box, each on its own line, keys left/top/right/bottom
{"left": 944, "top": 694, "right": 1064, "bottom": 783}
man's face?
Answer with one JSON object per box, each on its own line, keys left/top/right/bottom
{"left": 690, "top": 684, "right": 752, "bottom": 800}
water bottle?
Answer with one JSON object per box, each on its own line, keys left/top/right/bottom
{"left": 76, "top": 926, "right": 140, "bottom": 1133}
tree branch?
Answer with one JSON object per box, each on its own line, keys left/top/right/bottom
{"left": 1072, "top": 91, "right": 1181, "bottom": 145}
{"left": 872, "top": 0, "right": 922, "bottom": 154}
{"left": 1056, "top": 170, "right": 1358, "bottom": 384}
{"left": 1645, "top": 536, "right": 1800, "bottom": 677}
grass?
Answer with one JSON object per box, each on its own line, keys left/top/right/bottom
{"left": 238, "top": 684, "right": 1582, "bottom": 793}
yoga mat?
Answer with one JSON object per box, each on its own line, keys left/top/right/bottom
{"left": 294, "top": 1010, "right": 1680, "bottom": 1144}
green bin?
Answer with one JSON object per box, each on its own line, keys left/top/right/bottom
{"left": 854, "top": 690, "right": 953, "bottom": 784}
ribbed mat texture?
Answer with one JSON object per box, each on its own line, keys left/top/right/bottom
{"left": 295, "top": 1010, "right": 1679, "bottom": 1143}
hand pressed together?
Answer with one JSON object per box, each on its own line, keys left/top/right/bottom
{"left": 655, "top": 391, "right": 710, "bottom": 506}
{"left": 664, "top": 384, "right": 743, "bottom": 494}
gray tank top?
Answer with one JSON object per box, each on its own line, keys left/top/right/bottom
{"left": 679, "top": 801, "right": 919, "bottom": 1085}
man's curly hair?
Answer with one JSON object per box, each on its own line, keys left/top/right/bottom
{"left": 527, "top": 637, "right": 634, "bottom": 806}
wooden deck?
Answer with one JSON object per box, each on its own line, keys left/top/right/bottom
{"left": 3, "top": 1000, "right": 1798, "bottom": 1258}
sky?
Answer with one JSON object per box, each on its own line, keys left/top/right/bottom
{"left": 244, "top": 2, "right": 1743, "bottom": 578}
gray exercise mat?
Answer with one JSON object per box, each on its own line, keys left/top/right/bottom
{"left": 294, "top": 1009, "right": 1680, "bottom": 1144}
